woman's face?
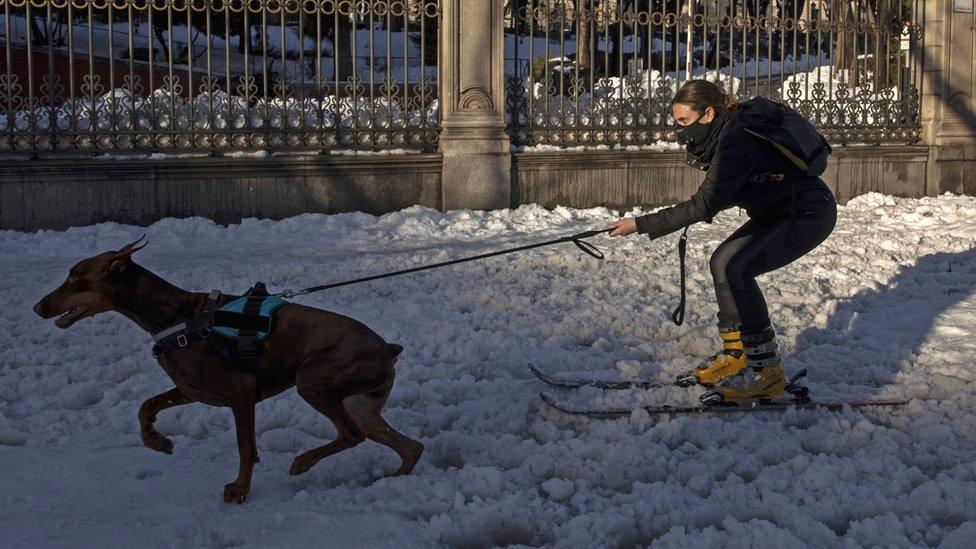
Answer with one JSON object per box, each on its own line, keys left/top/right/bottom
{"left": 673, "top": 103, "right": 716, "bottom": 126}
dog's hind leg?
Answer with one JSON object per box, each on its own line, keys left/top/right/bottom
{"left": 343, "top": 374, "right": 424, "bottom": 477}
{"left": 290, "top": 371, "right": 366, "bottom": 476}
{"left": 138, "top": 387, "right": 192, "bottom": 454}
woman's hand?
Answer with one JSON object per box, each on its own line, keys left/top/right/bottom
{"left": 608, "top": 218, "right": 638, "bottom": 237}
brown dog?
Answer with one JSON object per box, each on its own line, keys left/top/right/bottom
{"left": 33, "top": 237, "right": 423, "bottom": 503}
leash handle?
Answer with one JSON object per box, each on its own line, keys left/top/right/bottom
{"left": 670, "top": 226, "right": 689, "bottom": 326}
{"left": 571, "top": 238, "right": 604, "bottom": 260}
{"left": 566, "top": 228, "right": 610, "bottom": 260}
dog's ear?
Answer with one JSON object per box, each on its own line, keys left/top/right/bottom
{"left": 108, "top": 235, "right": 148, "bottom": 274}
{"left": 117, "top": 235, "right": 148, "bottom": 257}
{"left": 107, "top": 255, "right": 129, "bottom": 274}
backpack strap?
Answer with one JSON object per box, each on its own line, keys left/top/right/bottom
{"left": 742, "top": 127, "right": 809, "bottom": 173}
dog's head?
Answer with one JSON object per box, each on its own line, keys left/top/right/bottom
{"left": 33, "top": 236, "right": 148, "bottom": 328}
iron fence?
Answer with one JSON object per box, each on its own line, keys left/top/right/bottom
{"left": 0, "top": 0, "right": 926, "bottom": 156}
{"left": 0, "top": 0, "right": 441, "bottom": 154}
{"left": 504, "top": 0, "right": 923, "bottom": 149}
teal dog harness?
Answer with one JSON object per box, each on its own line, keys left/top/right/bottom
{"left": 151, "top": 282, "right": 287, "bottom": 368}
{"left": 212, "top": 291, "right": 287, "bottom": 341}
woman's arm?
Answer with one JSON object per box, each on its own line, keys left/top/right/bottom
{"left": 628, "top": 135, "right": 755, "bottom": 240}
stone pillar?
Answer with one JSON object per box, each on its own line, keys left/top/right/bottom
{"left": 438, "top": 0, "right": 511, "bottom": 211}
{"left": 921, "top": 0, "right": 976, "bottom": 195}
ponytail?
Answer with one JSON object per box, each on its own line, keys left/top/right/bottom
{"left": 672, "top": 79, "right": 737, "bottom": 116}
{"left": 724, "top": 93, "right": 739, "bottom": 114}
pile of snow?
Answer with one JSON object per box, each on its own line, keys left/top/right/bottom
{"left": 0, "top": 88, "right": 439, "bottom": 147}
{"left": 778, "top": 65, "right": 916, "bottom": 126}
{"left": 1, "top": 194, "right": 975, "bottom": 546}
{"left": 508, "top": 70, "right": 741, "bottom": 128}
{"left": 513, "top": 141, "right": 684, "bottom": 153}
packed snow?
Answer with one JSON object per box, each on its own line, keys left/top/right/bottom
{"left": 1, "top": 193, "right": 975, "bottom": 547}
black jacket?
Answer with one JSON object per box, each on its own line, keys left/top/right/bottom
{"left": 635, "top": 102, "right": 834, "bottom": 239}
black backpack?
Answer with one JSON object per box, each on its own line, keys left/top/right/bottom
{"left": 737, "top": 96, "right": 832, "bottom": 177}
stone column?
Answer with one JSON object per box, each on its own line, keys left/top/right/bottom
{"left": 921, "top": 0, "right": 976, "bottom": 195}
{"left": 438, "top": 0, "right": 511, "bottom": 211}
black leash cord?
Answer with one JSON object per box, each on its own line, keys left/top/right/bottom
{"left": 277, "top": 228, "right": 610, "bottom": 298}
{"left": 670, "top": 226, "right": 689, "bottom": 326}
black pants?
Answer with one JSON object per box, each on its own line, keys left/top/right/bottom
{"left": 709, "top": 194, "right": 837, "bottom": 335}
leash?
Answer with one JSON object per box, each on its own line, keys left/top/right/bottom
{"left": 670, "top": 226, "right": 689, "bottom": 326}
{"left": 275, "top": 228, "right": 610, "bottom": 299}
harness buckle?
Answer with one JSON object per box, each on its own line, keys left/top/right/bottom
{"left": 177, "top": 334, "right": 188, "bottom": 348}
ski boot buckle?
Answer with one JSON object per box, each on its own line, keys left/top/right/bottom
{"left": 785, "top": 369, "right": 811, "bottom": 404}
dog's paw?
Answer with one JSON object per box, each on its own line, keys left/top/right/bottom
{"left": 288, "top": 452, "right": 318, "bottom": 476}
{"left": 141, "top": 432, "right": 174, "bottom": 454}
{"left": 223, "top": 482, "right": 250, "bottom": 504}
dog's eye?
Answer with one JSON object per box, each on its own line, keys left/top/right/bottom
{"left": 68, "top": 274, "right": 79, "bottom": 284}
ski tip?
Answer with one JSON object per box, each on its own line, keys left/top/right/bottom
{"left": 538, "top": 390, "right": 561, "bottom": 408}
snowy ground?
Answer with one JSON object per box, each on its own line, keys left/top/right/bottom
{"left": 1, "top": 193, "right": 975, "bottom": 548}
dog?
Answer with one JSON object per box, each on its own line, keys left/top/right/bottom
{"left": 33, "top": 237, "right": 423, "bottom": 503}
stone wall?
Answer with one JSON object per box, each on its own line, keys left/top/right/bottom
{"left": 0, "top": 145, "right": 937, "bottom": 231}
{"left": 513, "top": 145, "right": 932, "bottom": 212}
{"left": 0, "top": 154, "right": 442, "bottom": 231}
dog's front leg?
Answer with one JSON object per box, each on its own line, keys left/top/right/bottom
{"left": 223, "top": 378, "right": 258, "bottom": 504}
{"left": 139, "top": 387, "right": 192, "bottom": 454}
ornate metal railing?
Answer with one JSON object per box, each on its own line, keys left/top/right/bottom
{"left": 0, "top": 0, "right": 440, "bottom": 154}
{"left": 504, "top": 0, "right": 923, "bottom": 149}
{"left": 0, "top": 1, "right": 927, "bottom": 156}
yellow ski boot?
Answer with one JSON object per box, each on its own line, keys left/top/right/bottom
{"left": 700, "top": 327, "right": 786, "bottom": 405}
{"left": 676, "top": 328, "right": 748, "bottom": 387}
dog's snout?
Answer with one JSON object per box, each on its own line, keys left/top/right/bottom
{"left": 33, "top": 299, "right": 48, "bottom": 317}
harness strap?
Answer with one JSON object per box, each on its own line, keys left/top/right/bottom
{"left": 670, "top": 226, "right": 689, "bottom": 326}
{"left": 151, "top": 290, "right": 221, "bottom": 358}
{"left": 234, "top": 283, "right": 269, "bottom": 369}
{"left": 153, "top": 322, "right": 187, "bottom": 343}
{"left": 742, "top": 128, "right": 809, "bottom": 172}
{"left": 211, "top": 311, "right": 271, "bottom": 331}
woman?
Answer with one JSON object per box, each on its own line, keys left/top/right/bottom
{"left": 607, "top": 80, "right": 837, "bottom": 404}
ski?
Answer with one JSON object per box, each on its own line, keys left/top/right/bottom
{"left": 539, "top": 390, "right": 910, "bottom": 418}
{"left": 528, "top": 363, "right": 677, "bottom": 390}
{"left": 529, "top": 363, "right": 890, "bottom": 392}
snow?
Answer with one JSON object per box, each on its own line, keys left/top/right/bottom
{"left": 87, "top": 148, "right": 424, "bottom": 160}
{"left": 327, "top": 147, "right": 422, "bottom": 156}
{"left": 508, "top": 69, "right": 743, "bottom": 128}
{"left": 513, "top": 141, "right": 684, "bottom": 153}
{"left": 776, "top": 64, "right": 914, "bottom": 126}
{"left": 2, "top": 193, "right": 976, "bottom": 546}
{"left": 505, "top": 34, "right": 834, "bottom": 80}
{"left": 0, "top": 87, "right": 440, "bottom": 138}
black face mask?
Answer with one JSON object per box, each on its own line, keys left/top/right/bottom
{"left": 675, "top": 114, "right": 711, "bottom": 148}
{"left": 676, "top": 109, "right": 730, "bottom": 171}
